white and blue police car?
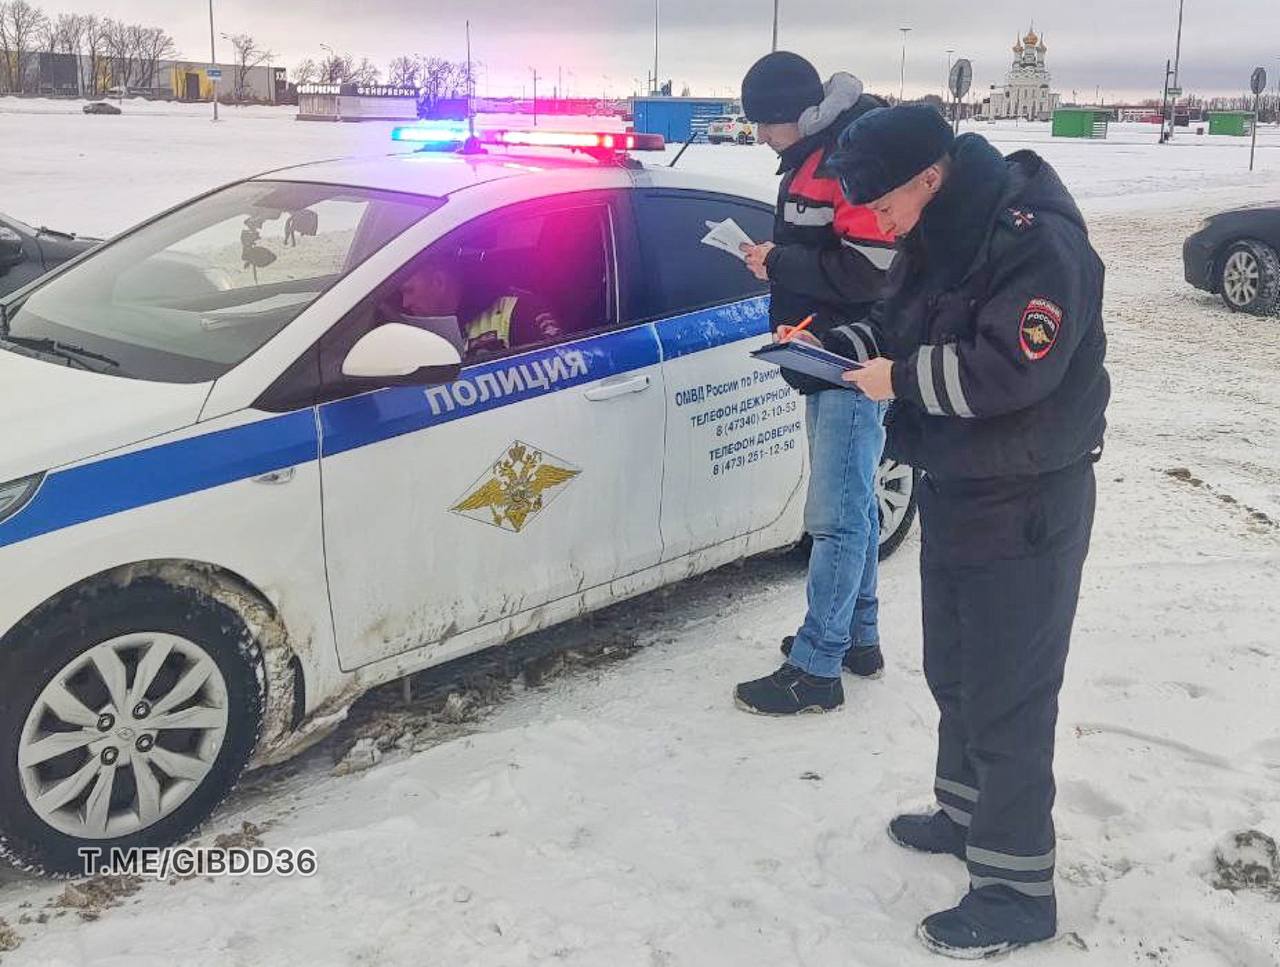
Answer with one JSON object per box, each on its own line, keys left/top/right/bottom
{"left": 0, "top": 125, "right": 917, "bottom": 872}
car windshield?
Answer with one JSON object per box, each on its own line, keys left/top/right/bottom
{"left": 1, "top": 180, "right": 442, "bottom": 383}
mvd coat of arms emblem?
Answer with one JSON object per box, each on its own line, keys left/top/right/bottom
{"left": 450, "top": 442, "right": 581, "bottom": 533}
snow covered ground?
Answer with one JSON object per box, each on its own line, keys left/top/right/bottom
{"left": 1, "top": 99, "right": 1279, "bottom": 966}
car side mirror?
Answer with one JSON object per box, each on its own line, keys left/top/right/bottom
{"left": 342, "top": 323, "right": 463, "bottom": 386}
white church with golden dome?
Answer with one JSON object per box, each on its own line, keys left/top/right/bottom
{"left": 982, "top": 28, "right": 1061, "bottom": 121}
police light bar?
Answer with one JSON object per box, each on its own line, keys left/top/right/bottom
{"left": 482, "top": 129, "right": 665, "bottom": 152}
{"left": 390, "top": 124, "right": 665, "bottom": 156}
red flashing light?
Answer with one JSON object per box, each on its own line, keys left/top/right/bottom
{"left": 483, "top": 129, "right": 665, "bottom": 153}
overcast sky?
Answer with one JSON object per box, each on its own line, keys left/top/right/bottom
{"left": 83, "top": 0, "right": 1278, "bottom": 102}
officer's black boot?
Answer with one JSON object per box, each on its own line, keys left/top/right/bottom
{"left": 780, "top": 636, "right": 885, "bottom": 678}
{"left": 917, "top": 885, "right": 1056, "bottom": 959}
{"left": 734, "top": 664, "right": 843, "bottom": 715}
{"left": 887, "top": 811, "right": 966, "bottom": 861}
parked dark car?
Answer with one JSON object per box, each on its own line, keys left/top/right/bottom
{"left": 0, "top": 214, "right": 98, "bottom": 298}
{"left": 82, "top": 101, "right": 122, "bottom": 115}
{"left": 1184, "top": 204, "right": 1280, "bottom": 315}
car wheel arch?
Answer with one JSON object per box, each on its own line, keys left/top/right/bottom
{"left": 1, "top": 559, "right": 302, "bottom": 760}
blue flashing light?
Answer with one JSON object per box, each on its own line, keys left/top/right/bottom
{"left": 391, "top": 123, "right": 469, "bottom": 147}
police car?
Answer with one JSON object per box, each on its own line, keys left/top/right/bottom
{"left": 0, "top": 125, "right": 916, "bottom": 873}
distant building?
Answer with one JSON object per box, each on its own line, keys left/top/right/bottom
{"left": 981, "top": 28, "right": 1061, "bottom": 121}
{"left": 12, "top": 51, "right": 282, "bottom": 103}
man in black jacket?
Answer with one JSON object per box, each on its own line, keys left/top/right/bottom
{"left": 830, "top": 106, "right": 1109, "bottom": 958}
{"left": 732, "top": 52, "right": 897, "bottom": 716}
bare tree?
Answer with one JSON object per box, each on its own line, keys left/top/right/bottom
{"left": 98, "top": 18, "right": 135, "bottom": 91}
{"left": 79, "top": 14, "right": 108, "bottom": 96}
{"left": 387, "top": 55, "right": 419, "bottom": 88}
{"left": 0, "top": 0, "right": 48, "bottom": 93}
{"left": 318, "top": 52, "right": 350, "bottom": 85}
{"left": 134, "top": 25, "right": 176, "bottom": 91}
{"left": 348, "top": 56, "right": 380, "bottom": 86}
{"left": 291, "top": 57, "right": 318, "bottom": 85}
{"left": 227, "top": 32, "right": 271, "bottom": 102}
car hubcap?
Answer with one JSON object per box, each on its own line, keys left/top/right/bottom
{"left": 877, "top": 460, "right": 914, "bottom": 545}
{"left": 18, "top": 633, "right": 229, "bottom": 840}
{"left": 1224, "top": 251, "right": 1260, "bottom": 306}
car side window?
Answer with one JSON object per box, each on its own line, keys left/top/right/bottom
{"left": 631, "top": 191, "right": 773, "bottom": 322}
{"left": 305, "top": 195, "right": 620, "bottom": 402}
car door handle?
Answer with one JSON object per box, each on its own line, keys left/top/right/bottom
{"left": 253, "top": 467, "right": 296, "bottom": 485}
{"left": 584, "top": 375, "right": 651, "bottom": 402}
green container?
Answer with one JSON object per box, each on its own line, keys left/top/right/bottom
{"left": 1207, "top": 112, "right": 1254, "bottom": 137}
{"left": 1052, "top": 108, "right": 1110, "bottom": 139}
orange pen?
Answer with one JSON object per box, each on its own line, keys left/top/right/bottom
{"left": 778, "top": 314, "right": 815, "bottom": 342}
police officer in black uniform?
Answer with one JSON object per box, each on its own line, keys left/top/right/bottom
{"left": 828, "top": 105, "right": 1110, "bottom": 957}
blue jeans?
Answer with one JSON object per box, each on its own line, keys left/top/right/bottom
{"left": 786, "top": 389, "right": 886, "bottom": 679}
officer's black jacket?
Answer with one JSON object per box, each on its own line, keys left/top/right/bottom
{"left": 879, "top": 134, "right": 1110, "bottom": 480}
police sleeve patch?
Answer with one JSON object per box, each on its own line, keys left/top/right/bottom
{"left": 1019, "top": 298, "right": 1063, "bottom": 360}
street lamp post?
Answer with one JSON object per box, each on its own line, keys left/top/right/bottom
{"left": 899, "top": 27, "right": 912, "bottom": 103}
{"left": 772, "top": 0, "right": 780, "bottom": 52}
{"left": 1168, "top": 0, "right": 1185, "bottom": 141}
{"left": 653, "top": 0, "right": 660, "bottom": 95}
{"left": 207, "top": 0, "right": 218, "bottom": 120}
{"left": 946, "top": 48, "right": 954, "bottom": 100}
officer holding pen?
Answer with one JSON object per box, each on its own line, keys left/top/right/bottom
{"left": 829, "top": 105, "right": 1110, "bottom": 958}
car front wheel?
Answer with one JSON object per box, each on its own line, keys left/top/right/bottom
{"left": 1218, "top": 240, "right": 1280, "bottom": 315}
{"left": 0, "top": 578, "right": 264, "bottom": 875}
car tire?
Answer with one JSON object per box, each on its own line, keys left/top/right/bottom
{"left": 790, "top": 459, "right": 919, "bottom": 564}
{"left": 876, "top": 459, "right": 919, "bottom": 560}
{"left": 0, "top": 577, "right": 264, "bottom": 876}
{"left": 1218, "top": 240, "right": 1280, "bottom": 316}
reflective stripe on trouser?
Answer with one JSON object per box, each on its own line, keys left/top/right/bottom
{"left": 935, "top": 776, "right": 979, "bottom": 828}
{"left": 919, "top": 461, "right": 1097, "bottom": 902}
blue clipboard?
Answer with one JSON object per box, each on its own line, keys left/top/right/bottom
{"left": 750, "top": 340, "right": 862, "bottom": 389}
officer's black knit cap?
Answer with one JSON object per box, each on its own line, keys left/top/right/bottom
{"left": 741, "top": 52, "right": 825, "bottom": 124}
{"left": 823, "top": 104, "right": 955, "bottom": 204}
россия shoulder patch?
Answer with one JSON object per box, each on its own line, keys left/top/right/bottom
{"left": 1019, "top": 298, "right": 1063, "bottom": 360}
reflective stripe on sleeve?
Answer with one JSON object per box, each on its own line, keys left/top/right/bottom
{"left": 916, "top": 346, "right": 945, "bottom": 415}
{"left": 832, "top": 325, "right": 871, "bottom": 363}
{"left": 840, "top": 239, "right": 897, "bottom": 270}
{"left": 850, "top": 322, "right": 880, "bottom": 356}
{"left": 940, "top": 343, "right": 975, "bottom": 418}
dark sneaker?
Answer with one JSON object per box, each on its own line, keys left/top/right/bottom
{"left": 888, "top": 811, "right": 967, "bottom": 861}
{"left": 734, "top": 664, "right": 843, "bottom": 716}
{"left": 781, "top": 637, "right": 885, "bottom": 678}
{"left": 917, "top": 886, "right": 1056, "bottom": 959}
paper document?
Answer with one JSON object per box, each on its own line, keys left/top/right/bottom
{"left": 701, "top": 218, "right": 756, "bottom": 262}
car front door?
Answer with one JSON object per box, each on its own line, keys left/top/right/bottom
{"left": 315, "top": 193, "right": 668, "bottom": 671}
{"left": 631, "top": 190, "right": 806, "bottom": 561}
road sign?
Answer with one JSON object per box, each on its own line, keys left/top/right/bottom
{"left": 949, "top": 58, "right": 973, "bottom": 100}
{"left": 1251, "top": 67, "right": 1268, "bottom": 96}
{"left": 207, "top": 67, "right": 222, "bottom": 80}
{"left": 1167, "top": 87, "right": 1183, "bottom": 97}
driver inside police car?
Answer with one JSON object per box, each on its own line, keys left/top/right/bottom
{"left": 389, "top": 256, "right": 563, "bottom": 361}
